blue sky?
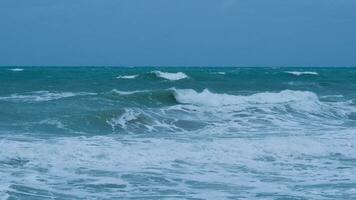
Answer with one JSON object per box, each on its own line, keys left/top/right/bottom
{"left": 0, "top": 0, "right": 355, "bottom": 66}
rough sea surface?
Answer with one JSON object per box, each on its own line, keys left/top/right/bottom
{"left": 1, "top": 67, "right": 356, "bottom": 199}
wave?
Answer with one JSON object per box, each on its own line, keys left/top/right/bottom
{"left": 108, "top": 88, "right": 354, "bottom": 119}
{"left": 173, "top": 89, "right": 319, "bottom": 107}
{"left": 109, "top": 88, "right": 177, "bottom": 106}
{"left": 111, "top": 88, "right": 318, "bottom": 107}
{"left": 1, "top": 134, "right": 355, "bottom": 199}
{"left": 104, "top": 108, "right": 182, "bottom": 133}
{"left": 110, "top": 89, "right": 150, "bottom": 95}
{"left": 320, "top": 95, "right": 344, "bottom": 99}
{"left": 169, "top": 88, "right": 356, "bottom": 135}
{"left": 9, "top": 68, "right": 24, "bottom": 72}
{"left": 153, "top": 71, "right": 188, "bottom": 81}
{"left": 0, "top": 91, "right": 96, "bottom": 102}
{"left": 211, "top": 72, "right": 226, "bottom": 75}
{"left": 116, "top": 74, "right": 138, "bottom": 79}
{"left": 106, "top": 109, "right": 139, "bottom": 131}
{"left": 285, "top": 71, "right": 318, "bottom": 76}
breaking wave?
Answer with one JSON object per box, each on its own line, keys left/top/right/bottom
{"left": 153, "top": 71, "right": 188, "bottom": 81}
{"left": 116, "top": 74, "right": 138, "bottom": 79}
{"left": 9, "top": 68, "right": 24, "bottom": 72}
{"left": 211, "top": 72, "right": 226, "bottom": 75}
{"left": 110, "top": 89, "right": 150, "bottom": 95}
{"left": 92, "top": 88, "right": 355, "bottom": 135}
{"left": 173, "top": 89, "right": 319, "bottom": 106}
{"left": 2, "top": 67, "right": 356, "bottom": 199}
{"left": 285, "top": 71, "right": 319, "bottom": 76}
{"left": 106, "top": 109, "right": 140, "bottom": 131}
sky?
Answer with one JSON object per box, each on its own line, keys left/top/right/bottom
{"left": 0, "top": 0, "right": 355, "bottom": 67}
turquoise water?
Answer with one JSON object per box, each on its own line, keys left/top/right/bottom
{"left": 1, "top": 67, "right": 356, "bottom": 199}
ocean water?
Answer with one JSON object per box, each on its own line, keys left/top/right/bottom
{"left": 0, "top": 67, "right": 356, "bottom": 199}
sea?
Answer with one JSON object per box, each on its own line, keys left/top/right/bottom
{"left": 0, "top": 67, "right": 355, "bottom": 199}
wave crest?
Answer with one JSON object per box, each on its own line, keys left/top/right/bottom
{"left": 173, "top": 89, "right": 319, "bottom": 107}
{"left": 106, "top": 109, "right": 139, "bottom": 131}
{"left": 0, "top": 91, "right": 96, "bottom": 102}
{"left": 110, "top": 89, "right": 150, "bottom": 95}
{"left": 285, "top": 71, "right": 318, "bottom": 76}
{"left": 116, "top": 75, "right": 138, "bottom": 79}
{"left": 153, "top": 71, "right": 188, "bottom": 81}
{"left": 9, "top": 68, "right": 24, "bottom": 72}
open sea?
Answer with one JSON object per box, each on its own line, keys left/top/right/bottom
{"left": 0, "top": 67, "right": 356, "bottom": 200}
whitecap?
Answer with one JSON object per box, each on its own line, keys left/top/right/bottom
{"left": 173, "top": 89, "right": 319, "bottom": 107}
{"left": 170, "top": 88, "right": 356, "bottom": 132}
{"left": 211, "top": 72, "right": 226, "bottom": 75}
{"left": 116, "top": 74, "right": 138, "bottom": 79}
{"left": 153, "top": 71, "right": 188, "bottom": 81}
{"left": 111, "top": 89, "right": 150, "bottom": 95}
{"left": 285, "top": 71, "right": 318, "bottom": 76}
{"left": 320, "top": 95, "right": 344, "bottom": 99}
{"left": 106, "top": 109, "right": 139, "bottom": 131}
{"left": 9, "top": 68, "right": 24, "bottom": 72}
{"left": 0, "top": 91, "right": 96, "bottom": 102}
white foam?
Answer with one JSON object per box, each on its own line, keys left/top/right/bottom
{"left": 9, "top": 68, "right": 24, "bottom": 72}
{"left": 0, "top": 91, "right": 96, "bottom": 102}
{"left": 169, "top": 88, "right": 356, "bottom": 134}
{"left": 153, "top": 71, "right": 188, "bottom": 81}
{"left": 111, "top": 89, "right": 149, "bottom": 95}
{"left": 106, "top": 109, "right": 139, "bottom": 131}
{"left": 173, "top": 89, "right": 319, "bottom": 107}
{"left": 285, "top": 71, "right": 319, "bottom": 76}
{"left": 1, "top": 134, "right": 356, "bottom": 199}
{"left": 116, "top": 74, "right": 138, "bottom": 79}
{"left": 320, "top": 95, "right": 344, "bottom": 99}
{"left": 0, "top": 183, "right": 10, "bottom": 199}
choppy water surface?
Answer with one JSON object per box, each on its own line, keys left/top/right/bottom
{"left": 1, "top": 67, "right": 356, "bottom": 199}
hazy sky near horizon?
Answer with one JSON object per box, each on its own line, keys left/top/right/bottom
{"left": 0, "top": 0, "right": 355, "bottom": 66}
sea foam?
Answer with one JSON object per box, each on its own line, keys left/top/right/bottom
{"left": 1, "top": 134, "right": 356, "bottom": 199}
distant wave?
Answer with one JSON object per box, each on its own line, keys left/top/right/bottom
{"left": 173, "top": 89, "right": 319, "bottom": 107}
{"left": 9, "top": 68, "right": 24, "bottom": 72}
{"left": 0, "top": 91, "right": 96, "bottom": 102}
{"left": 153, "top": 71, "right": 188, "bottom": 81}
{"left": 285, "top": 71, "right": 318, "bottom": 76}
{"left": 211, "top": 72, "right": 226, "bottom": 75}
{"left": 116, "top": 75, "right": 138, "bottom": 79}
{"left": 111, "top": 89, "right": 150, "bottom": 95}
